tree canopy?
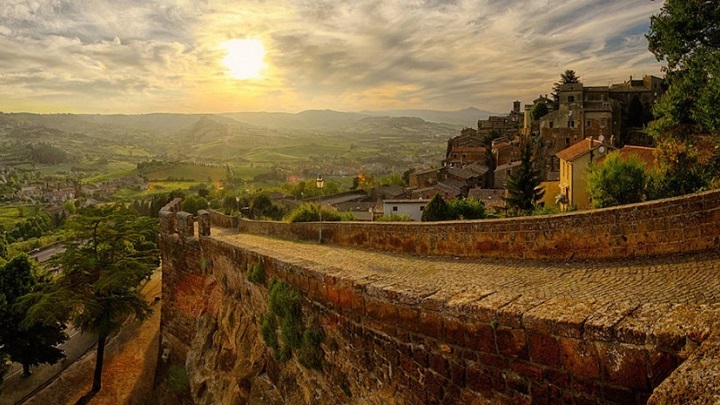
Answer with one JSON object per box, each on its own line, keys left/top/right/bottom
{"left": 530, "top": 102, "right": 549, "bottom": 122}
{"left": 0, "top": 254, "right": 66, "bottom": 377}
{"left": 421, "top": 194, "right": 453, "bottom": 222}
{"left": 505, "top": 136, "right": 545, "bottom": 214}
{"left": 23, "top": 205, "right": 159, "bottom": 394}
{"left": 647, "top": 0, "right": 720, "bottom": 136}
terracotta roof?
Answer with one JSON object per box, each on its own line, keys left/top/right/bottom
{"left": 598, "top": 145, "right": 658, "bottom": 168}
{"left": 556, "top": 138, "right": 604, "bottom": 162}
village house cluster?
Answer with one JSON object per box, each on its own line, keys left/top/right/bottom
{"left": 402, "top": 74, "right": 664, "bottom": 213}
{"left": 2, "top": 170, "right": 147, "bottom": 209}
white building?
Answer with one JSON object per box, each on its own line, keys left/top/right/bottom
{"left": 382, "top": 199, "right": 428, "bottom": 222}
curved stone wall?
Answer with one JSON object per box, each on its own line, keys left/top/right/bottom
{"left": 238, "top": 189, "right": 720, "bottom": 260}
{"left": 158, "top": 192, "right": 720, "bottom": 404}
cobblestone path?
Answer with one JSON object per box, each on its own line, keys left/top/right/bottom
{"left": 213, "top": 230, "right": 720, "bottom": 306}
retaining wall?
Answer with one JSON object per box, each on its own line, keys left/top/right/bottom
{"left": 158, "top": 198, "right": 720, "bottom": 404}
{"left": 238, "top": 189, "right": 720, "bottom": 260}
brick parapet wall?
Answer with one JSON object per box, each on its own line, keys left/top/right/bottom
{"left": 161, "top": 228, "right": 719, "bottom": 404}
{"left": 208, "top": 209, "right": 238, "bottom": 229}
{"left": 238, "top": 189, "right": 720, "bottom": 260}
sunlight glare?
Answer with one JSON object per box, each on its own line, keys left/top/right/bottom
{"left": 222, "top": 39, "right": 266, "bottom": 80}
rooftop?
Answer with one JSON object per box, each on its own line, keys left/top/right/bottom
{"left": 556, "top": 137, "right": 605, "bottom": 162}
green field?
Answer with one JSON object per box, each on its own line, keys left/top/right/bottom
{"left": 0, "top": 205, "right": 43, "bottom": 230}
{"left": 112, "top": 181, "right": 203, "bottom": 200}
{"left": 0, "top": 205, "right": 23, "bottom": 228}
{"left": 141, "top": 163, "right": 227, "bottom": 182}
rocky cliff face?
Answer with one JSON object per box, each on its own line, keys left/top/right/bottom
{"left": 164, "top": 241, "right": 358, "bottom": 404}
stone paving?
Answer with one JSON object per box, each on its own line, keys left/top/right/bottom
{"left": 212, "top": 229, "right": 720, "bottom": 306}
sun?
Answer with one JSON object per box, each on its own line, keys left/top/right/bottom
{"left": 222, "top": 39, "right": 266, "bottom": 80}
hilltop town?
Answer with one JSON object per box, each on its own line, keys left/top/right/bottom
{"left": 401, "top": 73, "right": 667, "bottom": 215}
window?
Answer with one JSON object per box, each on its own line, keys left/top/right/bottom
{"left": 568, "top": 95, "right": 575, "bottom": 102}
{"left": 549, "top": 121, "right": 554, "bottom": 128}
{"left": 568, "top": 120, "right": 575, "bottom": 128}
{"left": 586, "top": 120, "right": 591, "bottom": 127}
{"left": 420, "top": 206, "right": 425, "bottom": 211}
{"left": 392, "top": 206, "right": 398, "bottom": 212}
{"left": 565, "top": 137, "right": 570, "bottom": 145}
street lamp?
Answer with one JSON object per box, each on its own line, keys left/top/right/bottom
{"left": 316, "top": 175, "right": 324, "bottom": 243}
{"left": 235, "top": 196, "right": 240, "bottom": 215}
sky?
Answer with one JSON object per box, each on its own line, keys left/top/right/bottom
{"left": 0, "top": 0, "right": 665, "bottom": 114}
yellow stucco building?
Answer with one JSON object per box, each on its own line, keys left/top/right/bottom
{"left": 556, "top": 138, "right": 614, "bottom": 210}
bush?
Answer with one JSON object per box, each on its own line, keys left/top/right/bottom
{"left": 260, "top": 281, "right": 324, "bottom": 367}
{"left": 250, "top": 194, "right": 285, "bottom": 220}
{"left": 287, "top": 203, "right": 341, "bottom": 223}
{"left": 376, "top": 214, "right": 411, "bottom": 222}
{"left": 166, "top": 365, "right": 190, "bottom": 394}
{"left": 248, "top": 263, "right": 265, "bottom": 284}
{"left": 181, "top": 195, "right": 208, "bottom": 215}
{"left": 650, "top": 138, "right": 707, "bottom": 199}
{"left": 449, "top": 198, "right": 486, "bottom": 220}
{"left": 587, "top": 153, "right": 650, "bottom": 208}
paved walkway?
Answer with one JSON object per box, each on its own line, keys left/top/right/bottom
{"left": 213, "top": 229, "right": 720, "bottom": 306}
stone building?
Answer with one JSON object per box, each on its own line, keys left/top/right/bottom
{"left": 477, "top": 101, "right": 523, "bottom": 139}
{"left": 443, "top": 128, "right": 486, "bottom": 168}
{"left": 408, "top": 168, "right": 441, "bottom": 188}
{"left": 530, "top": 75, "right": 663, "bottom": 173}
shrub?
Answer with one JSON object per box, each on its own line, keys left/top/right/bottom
{"left": 587, "top": 153, "right": 649, "bottom": 208}
{"left": 376, "top": 214, "right": 411, "bottom": 222}
{"left": 167, "top": 365, "right": 190, "bottom": 394}
{"left": 259, "top": 281, "right": 324, "bottom": 368}
{"left": 287, "top": 203, "right": 341, "bottom": 223}
{"left": 449, "top": 198, "right": 486, "bottom": 220}
{"left": 248, "top": 262, "right": 265, "bottom": 284}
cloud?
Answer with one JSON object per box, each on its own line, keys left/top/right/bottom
{"left": 0, "top": 0, "right": 664, "bottom": 113}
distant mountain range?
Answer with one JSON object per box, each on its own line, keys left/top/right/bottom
{"left": 221, "top": 107, "right": 498, "bottom": 129}
{"left": 360, "top": 107, "right": 497, "bottom": 128}
{"left": 1, "top": 107, "right": 498, "bottom": 135}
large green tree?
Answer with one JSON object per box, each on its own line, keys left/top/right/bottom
{"left": 421, "top": 194, "right": 453, "bottom": 222}
{"left": 0, "top": 254, "right": 66, "bottom": 377}
{"left": 586, "top": 153, "right": 649, "bottom": 208}
{"left": 530, "top": 102, "right": 549, "bottom": 122}
{"left": 647, "top": 0, "right": 720, "bottom": 136}
{"left": 23, "top": 205, "right": 159, "bottom": 394}
{"left": 505, "top": 137, "right": 545, "bottom": 214}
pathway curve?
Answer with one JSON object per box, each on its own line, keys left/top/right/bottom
{"left": 212, "top": 229, "right": 720, "bottom": 306}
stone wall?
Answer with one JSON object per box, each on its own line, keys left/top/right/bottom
{"left": 238, "top": 189, "right": 720, "bottom": 260}
{"left": 208, "top": 209, "right": 238, "bottom": 229}
{"left": 159, "top": 203, "right": 720, "bottom": 404}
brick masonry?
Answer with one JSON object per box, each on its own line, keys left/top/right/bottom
{"left": 238, "top": 189, "right": 720, "bottom": 261}
{"left": 159, "top": 194, "right": 720, "bottom": 404}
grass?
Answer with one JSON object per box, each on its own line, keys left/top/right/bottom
{"left": 112, "top": 181, "right": 202, "bottom": 200}
{"left": 0, "top": 205, "right": 40, "bottom": 229}
{"left": 141, "top": 162, "right": 227, "bottom": 182}
{"left": 80, "top": 161, "right": 138, "bottom": 183}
